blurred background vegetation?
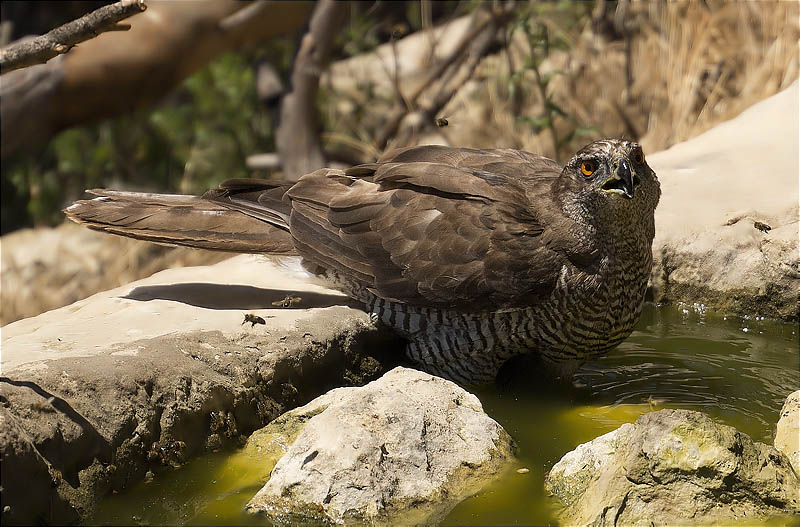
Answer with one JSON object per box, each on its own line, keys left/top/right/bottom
{"left": 1, "top": 0, "right": 469, "bottom": 232}
{"left": 1, "top": 0, "right": 797, "bottom": 234}
{"left": 4, "top": 51, "right": 272, "bottom": 229}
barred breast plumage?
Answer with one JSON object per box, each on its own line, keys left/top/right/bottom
{"left": 66, "top": 140, "right": 660, "bottom": 385}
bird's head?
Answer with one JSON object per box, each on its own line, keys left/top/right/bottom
{"left": 557, "top": 139, "right": 660, "bottom": 225}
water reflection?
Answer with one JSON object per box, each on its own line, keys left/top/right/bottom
{"left": 88, "top": 304, "right": 799, "bottom": 527}
{"left": 573, "top": 304, "right": 798, "bottom": 441}
{"left": 444, "top": 304, "right": 798, "bottom": 526}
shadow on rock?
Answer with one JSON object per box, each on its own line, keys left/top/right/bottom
{"left": 123, "top": 283, "right": 365, "bottom": 310}
{"left": 0, "top": 377, "right": 111, "bottom": 487}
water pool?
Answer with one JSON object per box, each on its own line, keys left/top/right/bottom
{"left": 87, "top": 304, "right": 799, "bottom": 526}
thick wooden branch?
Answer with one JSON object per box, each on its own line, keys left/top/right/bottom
{"left": 1, "top": 1, "right": 313, "bottom": 159}
{"left": 275, "top": 0, "right": 347, "bottom": 181}
{"left": 0, "top": 0, "right": 147, "bottom": 74}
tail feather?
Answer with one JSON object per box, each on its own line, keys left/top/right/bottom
{"left": 65, "top": 189, "right": 298, "bottom": 254}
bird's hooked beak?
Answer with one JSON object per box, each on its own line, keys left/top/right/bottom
{"left": 601, "top": 158, "right": 639, "bottom": 199}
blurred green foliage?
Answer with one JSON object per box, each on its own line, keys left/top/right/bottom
{"left": 1, "top": 2, "right": 467, "bottom": 233}
{"left": 1, "top": 52, "right": 274, "bottom": 233}
{"left": 1, "top": 2, "right": 464, "bottom": 234}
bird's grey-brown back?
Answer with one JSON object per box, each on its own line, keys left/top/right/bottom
{"left": 281, "top": 140, "right": 659, "bottom": 383}
{"left": 64, "top": 140, "right": 659, "bottom": 385}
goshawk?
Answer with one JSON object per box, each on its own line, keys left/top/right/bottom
{"left": 66, "top": 139, "right": 660, "bottom": 384}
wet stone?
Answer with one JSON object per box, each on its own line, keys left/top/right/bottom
{"left": 545, "top": 409, "right": 800, "bottom": 526}
{"left": 245, "top": 367, "right": 516, "bottom": 526}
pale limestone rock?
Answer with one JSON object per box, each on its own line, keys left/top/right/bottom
{"left": 648, "top": 81, "right": 799, "bottom": 320}
{"left": 246, "top": 366, "right": 515, "bottom": 526}
{"left": 775, "top": 390, "right": 800, "bottom": 475}
{"left": 545, "top": 409, "right": 799, "bottom": 526}
{"left": 0, "top": 255, "right": 396, "bottom": 525}
{"left": 0, "top": 222, "right": 228, "bottom": 325}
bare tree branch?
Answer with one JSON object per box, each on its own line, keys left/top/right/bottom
{"left": 1, "top": 2, "right": 313, "bottom": 159}
{"left": 219, "top": 0, "right": 268, "bottom": 33}
{"left": 376, "top": 5, "right": 514, "bottom": 151}
{"left": 374, "top": 10, "right": 496, "bottom": 151}
{"left": 246, "top": 152, "right": 282, "bottom": 171}
{"left": 0, "top": 0, "right": 147, "bottom": 74}
{"left": 0, "top": 21, "right": 13, "bottom": 48}
{"left": 275, "top": 0, "right": 347, "bottom": 181}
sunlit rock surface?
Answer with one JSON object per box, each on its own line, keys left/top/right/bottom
{"left": 648, "top": 81, "right": 799, "bottom": 321}
{"left": 246, "top": 366, "right": 515, "bottom": 526}
{"left": 545, "top": 409, "right": 800, "bottom": 526}
{"left": 775, "top": 390, "right": 800, "bottom": 475}
{"left": 0, "top": 222, "right": 229, "bottom": 325}
{"left": 0, "top": 255, "right": 399, "bottom": 525}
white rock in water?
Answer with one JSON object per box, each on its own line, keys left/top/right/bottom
{"left": 545, "top": 409, "right": 799, "bottom": 526}
{"left": 775, "top": 390, "right": 800, "bottom": 475}
{"left": 246, "top": 366, "right": 515, "bottom": 525}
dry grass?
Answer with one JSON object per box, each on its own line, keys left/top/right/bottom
{"left": 633, "top": 1, "right": 799, "bottom": 151}
{"left": 324, "top": 1, "right": 799, "bottom": 162}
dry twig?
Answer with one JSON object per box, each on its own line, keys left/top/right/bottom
{"left": 377, "top": 5, "right": 514, "bottom": 151}
{"left": 0, "top": 0, "right": 147, "bottom": 74}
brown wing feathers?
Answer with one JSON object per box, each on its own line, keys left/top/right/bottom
{"left": 202, "top": 178, "right": 292, "bottom": 228}
{"left": 286, "top": 170, "right": 384, "bottom": 286}
{"left": 65, "top": 146, "right": 579, "bottom": 310}
{"left": 282, "top": 148, "right": 569, "bottom": 309}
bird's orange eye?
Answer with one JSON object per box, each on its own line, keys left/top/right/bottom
{"left": 633, "top": 150, "right": 644, "bottom": 164}
{"left": 580, "top": 160, "right": 596, "bottom": 176}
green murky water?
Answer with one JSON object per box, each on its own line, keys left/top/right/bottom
{"left": 87, "top": 304, "right": 799, "bottom": 526}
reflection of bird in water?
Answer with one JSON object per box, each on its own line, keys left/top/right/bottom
{"left": 66, "top": 140, "right": 659, "bottom": 385}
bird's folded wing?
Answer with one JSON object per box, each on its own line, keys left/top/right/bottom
{"left": 287, "top": 146, "right": 587, "bottom": 310}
